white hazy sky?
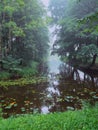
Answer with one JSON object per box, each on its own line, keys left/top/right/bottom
{"left": 41, "top": 0, "right": 50, "bottom": 7}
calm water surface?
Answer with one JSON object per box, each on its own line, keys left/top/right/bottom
{"left": 0, "top": 54, "right": 98, "bottom": 118}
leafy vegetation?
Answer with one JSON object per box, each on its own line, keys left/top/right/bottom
{"left": 0, "top": 0, "right": 49, "bottom": 78}
{"left": 0, "top": 104, "right": 98, "bottom": 130}
{"left": 0, "top": 71, "right": 11, "bottom": 80}
{"left": 49, "top": 0, "right": 98, "bottom": 67}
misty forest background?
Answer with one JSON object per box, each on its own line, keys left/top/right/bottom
{"left": 49, "top": 0, "right": 98, "bottom": 68}
{"left": 0, "top": 0, "right": 49, "bottom": 80}
{"left": 0, "top": 0, "right": 98, "bottom": 129}
{"left": 0, "top": 0, "right": 98, "bottom": 80}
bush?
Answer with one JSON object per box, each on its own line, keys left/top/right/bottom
{"left": 20, "top": 62, "right": 38, "bottom": 77}
{"left": 0, "top": 58, "right": 39, "bottom": 79}
{"left": 0, "top": 71, "right": 11, "bottom": 80}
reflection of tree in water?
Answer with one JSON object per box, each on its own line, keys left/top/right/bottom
{"left": 49, "top": 63, "right": 98, "bottom": 112}
{"left": 1, "top": 63, "right": 98, "bottom": 116}
{"left": 59, "top": 63, "right": 98, "bottom": 87}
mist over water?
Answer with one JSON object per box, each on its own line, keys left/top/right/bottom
{"left": 48, "top": 24, "right": 62, "bottom": 74}
{"left": 48, "top": 54, "right": 62, "bottom": 74}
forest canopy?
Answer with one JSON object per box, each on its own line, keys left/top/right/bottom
{"left": 49, "top": 0, "right": 98, "bottom": 67}
{"left": 0, "top": 0, "right": 49, "bottom": 79}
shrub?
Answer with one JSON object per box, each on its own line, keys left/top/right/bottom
{"left": 0, "top": 71, "right": 11, "bottom": 80}
{"left": 20, "top": 62, "right": 38, "bottom": 77}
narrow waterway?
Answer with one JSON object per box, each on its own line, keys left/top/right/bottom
{"left": 41, "top": 53, "right": 61, "bottom": 114}
{"left": 0, "top": 55, "right": 98, "bottom": 118}
{"left": 0, "top": 25, "right": 98, "bottom": 118}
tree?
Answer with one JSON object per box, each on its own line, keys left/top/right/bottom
{"left": 49, "top": 0, "right": 98, "bottom": 67}
{"left": 0, "top": 0, "right": 49, "bottom": 77}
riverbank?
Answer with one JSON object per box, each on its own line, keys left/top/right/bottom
{"left": 0, "top": 77, "right": 47, "bottom": 88}
{"left": 0, "top": 105, "right": 98, "bottom": 130}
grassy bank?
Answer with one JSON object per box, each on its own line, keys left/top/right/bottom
{"left": 0, "top": 77, "right": 47, "bottom": 88}
{"left": 0, "top": 105, "right": 98, "bottom": 130}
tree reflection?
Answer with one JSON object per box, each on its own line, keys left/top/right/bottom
{"left": 48, "top": 63, "right": 98, "bottom": 112}
{"left": 59, "top": 63, "right": 98, "bottom": 87}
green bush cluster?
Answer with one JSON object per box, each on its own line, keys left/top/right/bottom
{"left": 0, "top": 60, "right": 39, "bottom": 80}
{"left": 20, "top": 62, "right": 38, "bottom": 78}
{"left": 0, "top": 71, "right": 11, "bottom": 80}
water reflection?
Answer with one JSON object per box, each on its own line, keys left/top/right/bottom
{"left": 0, "top": 82, "right": 48, "bottom": 118}
{"left": 48, "top": 54, "right": 62, "bottom": 74}
{"left": 0, "top": 63, "right": 98, "bottom": 118}
{"left": 59, "top": 63, "right": 98, "bottom": 87}
{"left": 50, "top": 63, "right": 98, "bottom": 112}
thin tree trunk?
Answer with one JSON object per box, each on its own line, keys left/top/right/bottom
{"left": 0, "top": 22, "right": 3, "bottom": 70}
{"left": 0, "top": 12, "right": 3, "bottom": 70}
{"left": 8, "top": 17, "right": 12, "bottom": 55}
{"left": 96, "top": 36, "right": 98, "bottom": 47}
{"left": 0, "top": 12, "right": 2, "bottom": 60}
{"left": 89, "top": 54, "right": 97, "bottom": 67}
{"left": 0, "top": 31, "right": 2, "bottom": 60}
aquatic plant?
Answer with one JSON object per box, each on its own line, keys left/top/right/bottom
{"left": 0, "top": 77, "right": 47, "bottom": 88}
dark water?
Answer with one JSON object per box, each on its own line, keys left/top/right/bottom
{"left": 0, "top": 55, "right": 98, "bottom": 118}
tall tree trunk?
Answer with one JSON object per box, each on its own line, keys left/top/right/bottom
{"left": 0, "top": 12, "right": 2, "bottom": 60}
{"left": 8, "top": 17, "right": 12, "bottom": 55}
{"left": 96, "top": 36, "right": 98, "bottom": 47}
{"left": 0, "top": 12, "right": 2, "bottom": 70}
{"left": 89, "top": 54, "right": 97, "bottom": 67}
{"left": 0, "top": 24, "right": 2, "bottom": 70}
{"left": 0, "top": 2, "right": 5, "bottom": 69}
{"left": 0, "top": 29, "right": 2, "bottom": 60}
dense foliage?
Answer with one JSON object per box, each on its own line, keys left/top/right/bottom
{"left": 0, "top": 0, "right": 49, "bottom": 79}
{"left": 49, "top": 0, "right": 98, "bottom": 67}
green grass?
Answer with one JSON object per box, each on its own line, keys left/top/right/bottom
{"left": 0, "top": 105, "right": 98, "bottom": 130}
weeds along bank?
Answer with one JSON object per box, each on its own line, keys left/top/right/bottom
{"left": 0, "top": 105, "right": 98, "bottom": 130}
{"left": 0, "top": 76, "right": 47, "bottom": 88}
